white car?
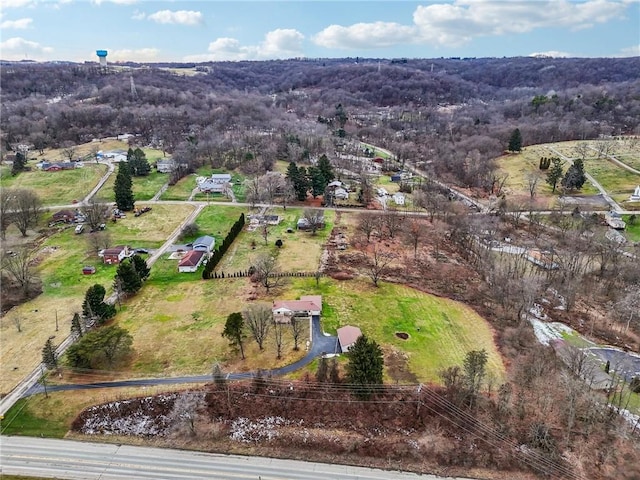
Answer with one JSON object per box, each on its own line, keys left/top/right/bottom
{"left": 75, "top": 224, "right": 85, "bottom": 234}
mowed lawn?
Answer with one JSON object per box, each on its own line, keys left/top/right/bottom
{"left": 0, "top": 163, "right": 108, "bottom": 205}
{"left": 283, "top": 277, "right": 505, "bottom": 384}
{"left": 94, "top": 170, "right": 169, "bottom": 202}
{"left": 0, "top": 204, "right": 195, "bottom": 395}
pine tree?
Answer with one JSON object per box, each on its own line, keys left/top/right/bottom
{"left": 508, "top": 128, "right": 522, "bottom": 152}
{"left": 345, "top": 335, "right": 384, "bottom": 399}
{"left": 546, "top": 157, "right": 564, "bottom": 193}
{"left": 317, "top": 154, "right": 334, "bottom": 185}
{"left": 127, "top": 148, "right": 151, "bottom": 176}
{"left": 561, "top": 158, "right": 587, "bottom": 191}
{"left": 130, "top": 254, "right": 150, "bottom": 281}
{"left": 286, "top": 161, "right": 308, "bottom": 201}
{"left": 11, "top": 151, "right": 26, "bottom": 176}
{"left": 222, "top": 312, "right": 245, "bottom": 359}
{"left": 82, "top": 284, "right": 116, "bottom": 325}
{"left": 115, "top": 259, "right": 142, "bottom": 295}
{"left": 42, "top": 337, "right": 58, "bottom": 369}
{"left": 307, "top": 166, "right": 325, "bottom": 198}
{"left": 114, "top": 161, "right": 134, "bottom": 211}
{"left": 70, "top": 312, "right": 84, "bottom": 338}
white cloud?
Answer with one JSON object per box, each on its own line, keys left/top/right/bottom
{"left": 184, "top": 29, "right": 305, "bottom": 62}
{"left": 92, "top": 0, "right": 138, "bottom": 5}
{"left": 0, "top": 17, "right": 32, "bottom": 29}
{"left": 529, "top": 51, "right": 572, "bottom": 58}
{"left": 616, "top": 44, "right": 640, "bottom": 57}
{"left": 313, "top": 0, "right": 630, "bottom": 50}
{"left": 314, "top": 22, "right": 415, "bottom": 49}
{"left": 0, "top": 0, "right": 34, "bottom": 8}
{"left": 131, "top": 10, "right": 146, "bottom": 20}
{"left": 0, "top": 36, "right": 53, "bottom": 60}
{"left": 107, "top": 48, "right": 160, "bottom": 62}
{"left": 147, "top": 10, "right": 203, "bottom": 26}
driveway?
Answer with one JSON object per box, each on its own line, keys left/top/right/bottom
{"left": 25, "top": 317, "right": 339, "bottom": 396}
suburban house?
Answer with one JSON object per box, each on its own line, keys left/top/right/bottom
{"left": 39, "top": 161, "right": 79, "bottom": 171}
{"left": 193, "top": 235, "right": 215, "bottom": 254}
{"left": 156, "top": 158, "right": 176, "bottom": 173}
{"left": 50, "top": 209, "right": 77, "bottom": 224}
{"left": 297, "top": 216, "right": 325, "bottom": 231}
{"left": 392, "top": 192, "right": 406, "bottom": 205}
{"left": 337, "top": 325, "right": 362, "bottom": 353}
{"left": 98, "top": 150, "right": 128, "bottom": 162}
{"left": 178, "top": 250, "right": 206, "bottom": 273}
{"left": 102, "top": 245, "right": 132, "bottom": 265}
{"left": 272, "top": 295, "right": 322, "bottom": 323}
{"left": 196, "top": 173, "right": 232, "bottom": 193}
{"left": 630, "top": 185, "right": 640, "bottom": 202}
{"left": 334, "top": 187, "right": 349, "bottom": 200}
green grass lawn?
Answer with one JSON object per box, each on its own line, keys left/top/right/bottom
{"left": 623, "top": 216, "right": 640, "bottom": 242}
{"left": 584, "top": 157, "right": 640, "bottom": 202}
{"left": 1, "top": 398, "right": 69, "bottom": 438}
{"left": 0, "top": 164, "right": 107, "bottom": 205}
{"left": 161, "top": 174, "right": 197, "bottom": 200}
{"left": 283, "top": 277, "right": 505, "bottom": 384}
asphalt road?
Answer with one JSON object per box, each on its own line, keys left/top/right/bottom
{"left": 0, "top": 436, "right": 475, "bottom": 480}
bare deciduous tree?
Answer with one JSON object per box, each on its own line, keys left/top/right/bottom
{"left": 81, "top": 198, "right": 109, "bottom": 231}
{"left": 356, "top": 213, "right": 378, "bottom": 243}
{"left": 11, "top": 188, "right": 42, "bottom": 237}
{"left": 405, "top": 218, "right": 424, "bottom": 259}
{"left": 86, "top": 230, "right": 112, "bottom": 255}
{"left": 526, "top": 172, "right": 541, "bottom": 199}
{"left": 364, "top": 246, "right": 396, "bottom": 287}
{"left": 0, "top": 188, "right": 16, "bottom": 240}
{"left": 290, "top": 317, "right": 304, "bottom": 351}
{"left": 242, "top": 302, "right": 272, "bottom": 350}
{"left": 61, "top": 142, "right": 77, "bottom": 162}
{"left": 169, "top": 391, "right": 204, "bottom": 437}
{"left": 302, "top": 208, "right": 324, "bottom": 235}
{"left": 252, "top": 254, "right": 283, "bottom": 293}
{"left": 274, "top": 321, "right": 285, "bottom": 359}
{"left": 382, "top": 208, "right": 404, "bottom": 238}
{"left": 2, "top": 246, "right": 38, "bottom": 297}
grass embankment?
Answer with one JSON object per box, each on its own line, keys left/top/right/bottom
{"left": 623, "top": 216, "right": 640, "bottom": 242}
{"left": 0, "top": 384, "right": 203, "bottom": 439}
{"left": 0, "top": 204, "right": 195, "bottom": 395}
{"left": 0, "top": 164, "right": 107, "bottom": 205}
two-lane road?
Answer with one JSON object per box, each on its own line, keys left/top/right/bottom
{"left": 0, "top": 436, "right": 474, "bottom": 480}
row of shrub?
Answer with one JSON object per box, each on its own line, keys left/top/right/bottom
{"left": 209, "top": 270, "right": 323, "bottom": 280}
{"left": 202, "top": 213, "right": 245, "bottom": 279}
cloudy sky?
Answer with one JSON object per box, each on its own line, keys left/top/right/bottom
{"left": 1, "top": 0, "right": 638, "bottom": 62}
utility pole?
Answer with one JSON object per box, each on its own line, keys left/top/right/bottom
{"left": 40, "top": 365, "right": 48, "bottom": 398}
{"left": 55, "top": 309, "right": 58, "bottom": 332}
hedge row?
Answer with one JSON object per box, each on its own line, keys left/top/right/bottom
{"left": 202, "top": 213, "right": 245, "bottom": 279}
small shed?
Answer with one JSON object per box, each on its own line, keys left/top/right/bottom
{"left": 337, "top": 325, "right": 362, "bottom": 353}
{"left": 193, "top": 235, "right": 215, "bottom": 253}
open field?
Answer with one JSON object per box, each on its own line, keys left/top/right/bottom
{"left": 623, "top": 215, "right": 640, "bottom": 242}
{"left": 495, "top": 140, "right": 640, "bottom": 209}
{"left": 94, "top": 168, "right": 169, "bottom": 202}
{"left": 0, "top": 163, "right": 108, "bottom": 206}
{"left": 0, "top": 204, "right": 195, "bottom": 395}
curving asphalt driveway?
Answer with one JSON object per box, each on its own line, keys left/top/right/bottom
{"left": 26, "top": 317, "right": 339, "bottom": 396}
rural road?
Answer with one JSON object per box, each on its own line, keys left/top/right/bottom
{"left": 25, "top": 317, "right": 338, "bottom": 396}
{"left": 0, "top": 436, "right": 476, "bottom": 480}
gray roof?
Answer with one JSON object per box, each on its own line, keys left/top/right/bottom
{"left": 193, "top": 235, "right": 215, "bottom": 248}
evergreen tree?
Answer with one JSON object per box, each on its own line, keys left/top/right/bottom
{"left": 317, "top": 154, "right": 334, "bottom": 185}
{"left": 546, "top": 157, "right": 564, "bottom": 193}
{"left": 115, "top": 259, "right": 142, "bottom": 295}
{"left": 42, "top": 337, "right": 58, "bottom": 369}
{"left": 508, "top": 128, "right": 522, "bottom": 152}
{"left": 114, "top": 162, "right": 134, "bottom": 211}
{"left": 70, "top": 312, "right": 84, "bottom": 338}
{"left": 286, "top": 161, "right": 308, "bottom": 201}
{"left": 127, "top": 148, "right": 151, "bottom": 176}
{"left": 345, "top": 335, "right": 384, "bottom": 399}
{"left": 130, "top": 254, "right": 151, "bottom": 281}
{"left": 561, "top": 158, "right": 587, "bottom": 191}
{"left": 222, "top": 312, "right": 245, "bottom": 359}
{"left": 82, "top": 284, "right": 116, "bottom": 325}
{"left": 11, "top": 151, "right": 26, "bottom": 176}
{"left": 66, "top": 326, "right": 133, "bottom": 369}
{"left": 307, "top": 166, "right": 325, "bottom": 198}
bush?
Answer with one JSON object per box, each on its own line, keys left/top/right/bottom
{"left": 179, "top": 223, "right": 200, "bottom": 240}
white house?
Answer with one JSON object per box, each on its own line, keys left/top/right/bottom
{"left": 193, "top": 235, "right": 215, "bottom": 254}
{"left": 197, "top": 174, "right": 231, "bottom": 194}
{"left": 156, "top": 158, "right": 176, "bottom": 173}
{"left": 392, "top": 192, "right": 406, "bottom": 206}
{"left": 272, "top": 295, "right": 322, "bottom": 323}
{"left": 337, "top": 325, "right": 362, "bottom": 352}
{"left": 210, "top": 173, "right": 232, "bottom": 183}
{"left": 334, "top": 187, "right": 349, "bottom": 200}
{"left": 178, "top": 250, "right": 206, "bottom": 273}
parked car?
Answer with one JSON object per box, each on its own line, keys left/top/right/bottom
{"left": 82, "top": 266, "right": 96, "bottom": 275}
{"left": 75, "top": 224, "right": 85, "bottom": 234}
{"left": 134, "top": 248, "right": 149, "bottom": 254}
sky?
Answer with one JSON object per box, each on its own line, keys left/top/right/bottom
{"left": 0, "top": 0, "right": 638, "bottom": 63}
